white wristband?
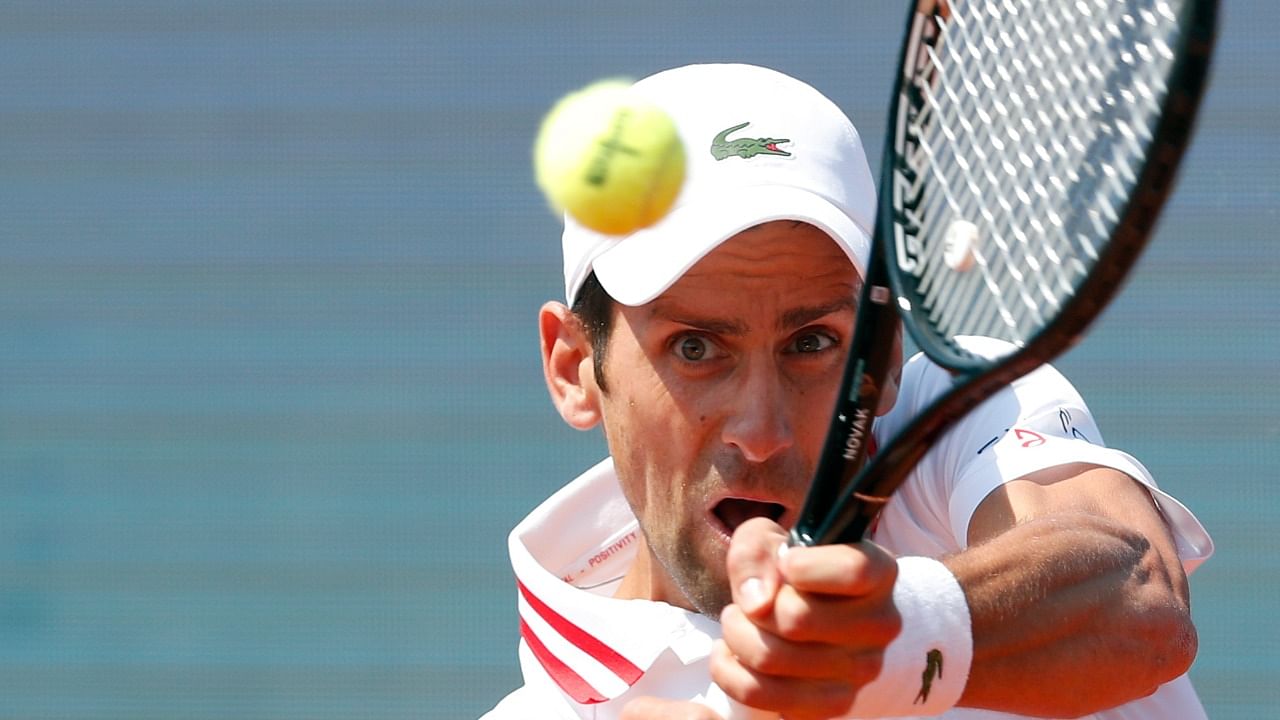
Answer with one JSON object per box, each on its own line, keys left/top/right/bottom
{"left": 843, "top": 555, "right": 973, "bottom": 718}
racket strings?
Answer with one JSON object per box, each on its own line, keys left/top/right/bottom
{"left": 898, "top": 0, "right": 1182, "bottom": 347}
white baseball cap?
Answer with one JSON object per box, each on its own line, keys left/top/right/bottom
{"left": 560, "top": 63, "right": 876, "bottom": 306}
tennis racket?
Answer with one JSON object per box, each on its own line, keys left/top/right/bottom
{"left": 790, "top": 0, "right": 1218, "bottom": 548}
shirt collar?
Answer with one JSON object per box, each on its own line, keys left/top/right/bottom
{"left": 507, "top": 457, "right": 718, "bottom": 704}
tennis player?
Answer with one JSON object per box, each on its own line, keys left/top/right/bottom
{"left": 483, "top": 64, "right": 1214, "bottom": 720}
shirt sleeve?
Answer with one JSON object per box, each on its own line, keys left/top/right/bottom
{"left": 889, "top": 351, "right": 1213, "bottom": 573}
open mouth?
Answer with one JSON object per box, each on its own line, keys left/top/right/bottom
{"left": 712, "top": 498, "right": 786, "bottom": 534}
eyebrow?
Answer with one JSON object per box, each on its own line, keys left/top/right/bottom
{"left": 649, "top": 296, "right": 857, "bottom": 336}
{"left": 778, "top": 297, "right": 857, "bottom": 331}
{"left": 650, "top": 309, "right": 747, "bottom": 336}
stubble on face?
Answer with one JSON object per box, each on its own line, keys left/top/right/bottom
{"left": 599, "top": 221, "right": 860, "bottom": 618}
{"left": 658, "top": 452, "right": 812, "bottom": 616}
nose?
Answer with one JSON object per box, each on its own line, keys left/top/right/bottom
{"left": 721, "top": 358, "right": 795, "bottom": 463}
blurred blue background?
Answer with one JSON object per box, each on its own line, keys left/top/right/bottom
{"left": 0, "top": 2, "right": 1274, "bottom": 718}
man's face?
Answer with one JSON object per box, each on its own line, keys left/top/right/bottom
{"left": 596, "top": 221, "right": 862, "bottom": 616}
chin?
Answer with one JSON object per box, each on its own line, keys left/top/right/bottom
{"left": 685, "top": 582, "right": 733, "bottom": 619}
{"left": 662, "top": 528, "right": 733, "bottom": 617}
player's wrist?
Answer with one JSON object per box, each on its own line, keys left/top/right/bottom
{"left": 843, "top": 556, "right": 972, "bottom": 718}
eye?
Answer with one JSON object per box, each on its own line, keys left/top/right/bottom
{"left": 673, "top": 334, "right": 721, "bottom": 362}
{"left": 787, "top": 331, "right": 836, "bottom": 354}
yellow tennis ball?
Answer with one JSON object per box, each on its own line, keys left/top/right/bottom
{"left": 533, "top": 80, "right": 686, "bottom": 236}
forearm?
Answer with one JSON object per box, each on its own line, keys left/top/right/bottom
{"left": 946, "top": 512, "right": 1196, "bottom": 716}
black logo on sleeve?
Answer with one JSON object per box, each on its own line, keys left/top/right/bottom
{"left": 915, "top": 648, "right": 944, "bottom": 704}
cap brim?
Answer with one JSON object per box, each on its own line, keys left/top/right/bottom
{"left": 590, "top": 185, "right": 872, "bottom": 306}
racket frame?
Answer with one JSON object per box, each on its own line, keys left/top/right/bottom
{"left": 793, "top": 0, "right": 1219, "bottom": 547}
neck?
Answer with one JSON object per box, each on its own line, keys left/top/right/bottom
{"left": 611, "top": 533, "right": 693, "bottom": 610}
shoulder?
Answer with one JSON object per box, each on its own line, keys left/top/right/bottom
{"left": 885, "top": 338, "right": 1093, "bottom": 450}
{"left": 871, "top": 339, "right": 1109, "bottom": 553}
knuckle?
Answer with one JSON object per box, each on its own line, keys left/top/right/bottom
{"left": 726, "top": 523, "right": 777, "bottom": 569}
{"left": 874, "top": 603, "right": 904, "bottom": 643}
{"left": 749, "top": 640, "right": 790, "bottom": 674}
{"left": 771, "top": 590, "right": 817, "bottom": 639}
{"left": 729, "top": 679, "right": 772, "bottom": 710}
{"left": 877, "top": 550, "right": 900, "bottom": 585}
{"left": 844, "top": 649, "right": 886, "bottom": 686}
{"left": 719, "top": 603, "right": 746, "bottom": 633}
{"left": 724, "top": 531, "right": 756, "bottom": 565}
{"left": 797, "top": 684, "right": 858, "bottom": 720}
{"left": 860, "top": 540, "right": 898, "bottom": 576}
{"left": 824, "top": 689, "right": 860, "bottom": 719}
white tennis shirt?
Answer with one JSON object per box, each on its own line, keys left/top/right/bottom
{"left": 483, "top": 346, "right": 1214, "bottom": 720}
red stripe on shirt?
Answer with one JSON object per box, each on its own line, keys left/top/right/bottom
{"left": 517, "top": 580, "right": 644, "bottom": 691}
{"left": 519, "top": 617, "right": 608, "bottom": 704}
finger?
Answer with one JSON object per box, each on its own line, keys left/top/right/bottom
{"left": 710, "top": 639, "right": 859, "bottom": 720}
{"left": 779, "top": 539, "right": 898, "bottom": 597}
{"left": 719, "top": 603, "right": 885, "bottom": 683}
{"left": 765, "top": 582, "right": 902, "bottom": 646}
{"left": 726, "top": 517, "right": 790, "bottom": 615}
{"left": 727, "top": 587, "right": 901, "bottom": 651}
{"left": 620, "top": 696, "right": 725, "bottom": 720}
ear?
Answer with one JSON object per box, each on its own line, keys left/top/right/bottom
{"left": 539, "top": 301, "right": 603, "bottom": 430}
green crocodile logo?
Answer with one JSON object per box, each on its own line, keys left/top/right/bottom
{"left": 710, "top": 122, "right": 791, "bottom": 160}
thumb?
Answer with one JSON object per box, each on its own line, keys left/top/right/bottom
{"left": 726, "top": 517, "right": 789, "bottom": 617}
